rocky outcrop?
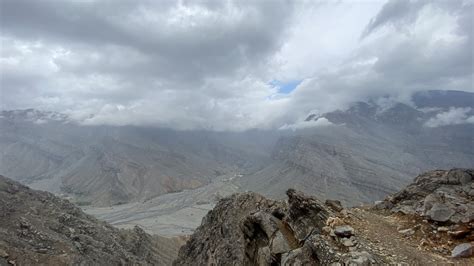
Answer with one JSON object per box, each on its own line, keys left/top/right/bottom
{"left": 376, "top": 169, "right": 474, "bottom": 225}
{"left": 0, "top": 175, "right": 181, "bottom": 265}
{"left": 375, "top": 169, "right": 474, "bottom": 258}
{"left": 174, "top": 189, "right": 385, "bottom": 265}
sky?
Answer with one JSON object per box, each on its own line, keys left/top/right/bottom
{"left": 1, "top": 0, "right": 473, "bottom": 131}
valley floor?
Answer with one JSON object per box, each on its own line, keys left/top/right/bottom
{"left": 82, "top": 172, "right": 241, "bottom": 236}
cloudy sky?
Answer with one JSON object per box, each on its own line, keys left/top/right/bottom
{"left": 1, "top": 0, "right": 472, "bottom": 130}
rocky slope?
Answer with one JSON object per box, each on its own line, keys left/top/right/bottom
{"left": 0, "top": 175, "right": 184, "bottom": 265}
{"left": 175, "top": 169, "right": 474, "bottom": 265}
{"left": 375, "top": 168, "right": 474, "bottom": 224}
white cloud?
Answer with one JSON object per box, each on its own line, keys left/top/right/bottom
{"left": 424, "top": 107, "right": 474, "bottom": 127}
{"left": 279, "top": 117, "right": 333, "bottom": 131}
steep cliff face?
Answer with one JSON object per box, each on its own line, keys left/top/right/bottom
{"left": 0, "top": 175, "right": 183, "bottom": 265}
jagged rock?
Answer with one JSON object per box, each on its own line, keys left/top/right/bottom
{"left": 246, "top": 211, "right": 280, "bottom": 238}
{"left": 451, "top": 243, "right": 473, "bottom": 258}
{"left": 175, "top": 189, "right": 383, "bottom": 265}
{"left": 334, "top": 225, "right": 355, "bottom": 238}
{"left": 286, "top": 188, "right": 333, "bottom": 240}
{"left": 376, "top": 169, "right": 474, "bottom": 226}
{"left": 174, "top": 192, "right": 284, "bottom": 265}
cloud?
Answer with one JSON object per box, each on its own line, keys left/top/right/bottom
{"left": 0, "top": 0, "right": 472, "bottom": 131}
{"left": 424, "top": 107, "right": 474, "bottom": 127}
{"left": 279, "top": 117, "right": 333, "bottom": 131}
{"left": 283, "top": 0, "right": 473, "bottom": 123}
{"left": 0, "top": 0, "right": 295, "bottom": 130}
{"left": 360, "top": 0, "right": 427, "bottom": 39}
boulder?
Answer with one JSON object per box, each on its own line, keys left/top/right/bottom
{"left": 334, "top": 225, "right": 355, "bottom": 238}
{"left": 425, "top": 203, "right": 455, "bottom": 222}
{"left": 451, "top": 243, "right": 473, "bottom": 258}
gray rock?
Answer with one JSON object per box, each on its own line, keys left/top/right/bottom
{"left": 334, "top": 225, "right": 355, "bottom": 238}
{"left": 176, "top": 192, "right": 285, "bottom": 265}
{"left": 341, "top": 237, "right": 356, "bottom": 247}
{"left": 425, "top": 203, "right": 455, "bottom": 222}
{"left": 247, "top": 211, "right": 279, "bottom": 237}
{"left": 451, "top": 243, "right": 473, "bottom": 258}
{"left": 271, "top": 231, "right": 292, "bottom": 254}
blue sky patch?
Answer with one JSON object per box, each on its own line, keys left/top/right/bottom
{"left": 270, "top": 79, "right": 302, "bottom": 94}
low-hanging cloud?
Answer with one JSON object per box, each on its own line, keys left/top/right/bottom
{"left": 279, "top": 117, "right": 334, "bottom": 131}
{"left": 1, "top": 0, "right": 472, "bottom": 131}
{"left": 424, "top": 107, "right": 474, "bottom": 127}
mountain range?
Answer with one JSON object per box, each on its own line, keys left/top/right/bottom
{"left": 1, "top": 90, "right": 473, "bottom": 208}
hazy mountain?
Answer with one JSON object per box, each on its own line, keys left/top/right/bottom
{"left": 238, "top": 91, "right": 474, "bottom": 205}
{"left": 1, "top": 91, "right": 473, "bottom": 208}
{"left": 0, "top": 110, "right": 276, "bottom": 206}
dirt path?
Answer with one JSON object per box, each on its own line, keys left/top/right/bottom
{"left": 348, "top": 208, "right": 474, "bottom": 265}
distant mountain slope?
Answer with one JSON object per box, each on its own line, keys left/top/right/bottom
{"left": 0, "top": 110, "right": 275, "bottom": 206}
{"left": 1, "top": 91, "right": 472, "bottom": 207}
{"left": 413, "top": 90, "right": 474, "bottom": 108}
{"left": 239, "top": 91, "right": 474, "bottom": 205}
{"left": 0, "top": 175, "right": 184, "bottom": 265}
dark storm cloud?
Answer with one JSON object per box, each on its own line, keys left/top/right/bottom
{"left": 0, "top": 0, "right": 297, "bottom": 130}
{"left": 1, "top": 0, "right": 291, "bottom": 82}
